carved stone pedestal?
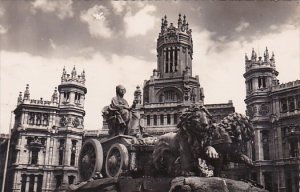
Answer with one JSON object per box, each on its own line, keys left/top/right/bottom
{"left": 68, "top": 177, "right": 268, "bottom": 192}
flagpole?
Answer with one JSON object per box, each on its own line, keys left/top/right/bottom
{"left": 1, "top": 111, "right": 13, "bottom": 192}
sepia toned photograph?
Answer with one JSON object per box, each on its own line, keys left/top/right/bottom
{"left": 0, "top": 0, "right": 299, "bottom": 191}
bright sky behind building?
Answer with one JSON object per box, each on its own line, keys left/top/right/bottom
{"left": 0, "top": 0, "right": 299, "bottom": 133}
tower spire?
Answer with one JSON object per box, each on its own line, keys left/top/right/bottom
{"left": 245, "top": 53, "right": 249, "bottom": 61}
{"left": 251, "top": 48, "right": 257, "bottom": 61}
{"left": 264, "top": 47, "right": 269, "bottom": 62}
{"left": 178, "top": 13, "right": 182, "bottom": 29}
{"left": 23, "top": 84, "right": 30, "bottom": 100}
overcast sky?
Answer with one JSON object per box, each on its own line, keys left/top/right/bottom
{"left": 0, "top": 1, "right": 299, "bottom": 134}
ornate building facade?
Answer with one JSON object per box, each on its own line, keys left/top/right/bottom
{"left": 4, "top": 67, "right": 86, "bottom": 192}
{"left": 227, "top": 48, "right": 300, "bottom": 192}
{"left": 98, "top": 15, "right": 234, "bottom": 137}
{"left": 140, "top": 15, "right": 234, "bottom": 134}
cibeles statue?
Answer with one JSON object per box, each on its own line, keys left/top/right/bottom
{"left": 102, "top": 85, "right": 141, "bottom": 137}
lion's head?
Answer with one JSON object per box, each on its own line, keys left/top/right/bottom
{"left": 177, "top": 104, "right": 213, "bottom": 137}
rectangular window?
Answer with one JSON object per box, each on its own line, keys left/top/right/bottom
{"left": 146, "top": 115, "right": 150, "bottom": 126}
{"left": 37, "top": 175, "right": 43, "bottom": 192}
{"left": 71, "top": 153, "right": 76, "bottom": 166}
{"left": 263, "top": 172, "right": 272, "bottom": 191}
{"left": 248, "top": 79, "right": 253, "bottom": 91}
{"left": 174, "top": 48, "right": 178, "bottom": 72}
{"left": 75, "top": 93, "right": 81, "bottom": 104}
{"left": 280, "top": 98, "right": 288, "bottom": 113}
{"left": 251, "top": 142, "right": 256, "bottom": 161}
{"left": 29, "top": 175, "right": 35, "bottom": 192}
{"left": 296, "top": 95, "right": 300, "bottom": 109}
{"left": 258, "top": 77, "right": 262, "bottom": 88}
{"left": 167, "top": 114, "right": 171, "bottom": 125}
{"left": 64, "top": 92, "right": 70, "bottom": 102}
{"left": 31, "top": 149, "right": 39, "bottom": 165}
{"left": 153, "top": 115, "right": 157, "bottom": 126}
{"left": 262, "top": 77, "right": 266, "bottom": 88}
{"left": 160, "top": 114, "right": 164, "bottom": 125}
{"left": 59, "top": 139, "right": 65, "bottom": 165}
{"left": 174, "top": 114, "right": 178, "bottom": 125}
{"left": 21, "top": 174, "right": 26, "bottom": 192}
{"left": 170, "top": 48, "right": 173, "bottom": 72}
{"left": 165, "top": 49, "right": 169, "bottom": 73}
{"left": 55, "top": 175, "right": 62, "bottom": 188}
{"left": 289, "top": 139, "right": 299, "bottom": 157}
{"left": 261, "top": 130, "right": 270, "bottom": 160}
{"left": 288, "top": 96, "right": 295, "bottom": 112}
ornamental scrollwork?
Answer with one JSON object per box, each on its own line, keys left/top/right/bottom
{"left": 60, "top": 116, "right": 67, "bottom": 127}
{"left": 72, "top": 117, "right": 80, "bottom": 128}
{"left": 259, "top": 104, "right": 270, "bottom": 116}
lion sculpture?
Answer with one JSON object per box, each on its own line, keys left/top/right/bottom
{"left": 152, "top": 105, "right": 254, "bottom": 177}
{"left": 152, "top": 105, "right": 219, "bottom": 177}
{"left": 209, "top": 112, "right": 254, "bottom": 176}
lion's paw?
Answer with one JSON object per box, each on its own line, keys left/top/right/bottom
{"left": 206, "top": 146, "right": 219, "bottom": 159}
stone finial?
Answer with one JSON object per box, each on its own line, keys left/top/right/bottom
{"left": 17, "top": 92, "right": 23, "bottom": 105}
{"left": 23, "top": 84, "right": 30, "bottom": 100}
{"left": 61, "top": 66, "right": 67, "bottom": 82}
{"left": 81, "top": 70, "right": 86, "bottom": 83}
{"left": 52, "top": 87, "right": 58, "bottom": 103}
{"left": 71, "top": 66, "right": 77, "bottom": 79}
{"left": 134, "top": 85, "right": 142, "bottom": 105}
{"left": 271, "top": 52, "right": 275, "bottom": 61}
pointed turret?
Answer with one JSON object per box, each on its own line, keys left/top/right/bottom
{"left": 178, "top": 14, "right": 182, "bottom": 29}
{"left": 251, "top": 48, "right": 257, "bottom": 61}
{"left": 264, "top": 47, "right": 269, "bottom": 62}
{"left": 52, "top": 87, "right": 58, "bottom": 103}
{"left": 17, "top": 92, "right": 23, "bottom": 105}
{"left": 245, "top": 53, "right": 249, "bottom": 61}
{"left": 81, "top": 70, "right": 86, "bottom": 84}
{"left": 23, "top": 84, "right": 30, "bottom": 100}
{"left": 270, "top": 52, "right": 275, "bottom": 61}
{"left": 61, "top": 66, "right": 67, "bottom": 82}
